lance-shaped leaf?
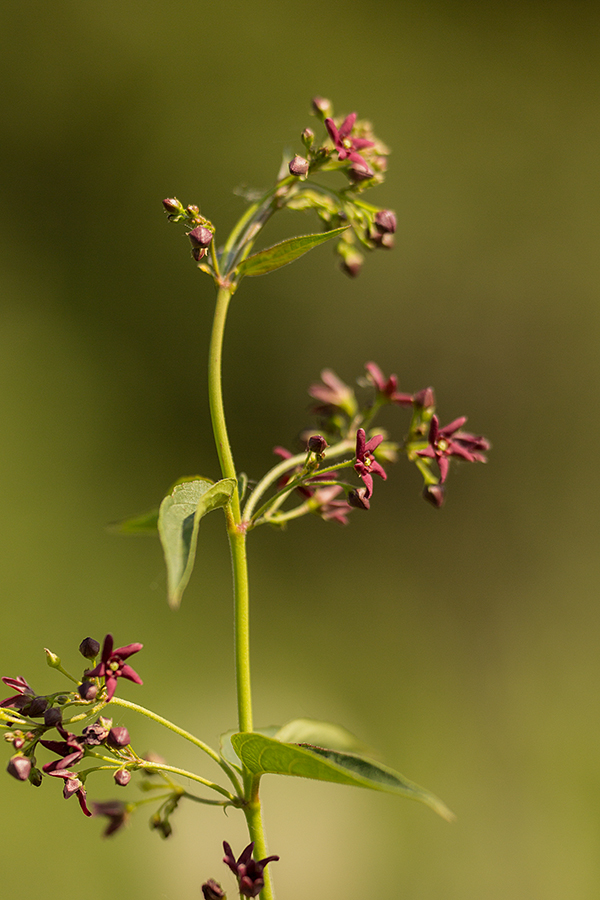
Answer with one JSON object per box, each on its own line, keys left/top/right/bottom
{"left": 235, "top": 226, "right": 348, "bottom": 278}
{"left": 108, "top": 508, "right": 160, "bottom": 535}
{"left": 230, "top": 732, "right": 454, "bottom": 821}
{"left": 158, "top": 477, "right": 236, "bottom": 609}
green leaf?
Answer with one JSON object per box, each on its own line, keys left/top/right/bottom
{"left": 235, "top": 226, "right": 348, "bottom": 278}
{"left": 158, "top": 477, "right": 236, "bottom": 609}
{"left": 108, "top": 508, "right": 159, "bottom": 535}
{"left": 220, "top": 725, "right": 281, "bottom": 772}
{"left": 230, "top": 732, "right": 454, "bottom": 821}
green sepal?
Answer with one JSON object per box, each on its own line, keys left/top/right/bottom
{"left": 230, "top": 731, "right": 454, "bottom": 821}
{"left": 234, "top": 226, "right": 348, "bottom": 278}
{"left": 158, "top": 477, "right": 236, "bottom": 609}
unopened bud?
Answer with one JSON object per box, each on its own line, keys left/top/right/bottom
{"left": 374, "top": 210, "right": 397, "bottom": 233}
{"left": 162, "top": 198, "right": 184, "bottom": 217}
{"left": 7, "top": 755, "right": 31, "bottom": 781}
{"left": 423, "top": 484, "right": 445, "bottom": 508}
{"left": 188, "top": 225, "right": 213, "bottom": 249}
{"left": 114, "top": 768, "right": 131, "bottom": 786}
{"left": 301, "top": 127, "right": 315, "bottom": 150}
{"left": 202, "top": 879, "right": 226, "bottom": 900}
{"left": 78, "top": 681, "right": 98, "bottom": 701}
{"left": 340, "top": 253, "right": 363, "bottom": 278}
{"left": 26, "top": 696, "right": 48, "bottom": 718}
{"left": 44, "top": 648, "right": 61, "bottom": 668}
{"left": 413, "top": 387, "right": 436, "bottom": 410}
{"left": 348, "top": 488, "right": 370, "bottom": 510}
{"left": 289, "top": 155, "right": 310, "bottom": 177}
{"left": 307, "top": 435, "right": 328, "bottom": 455}
{"left": 348, "top": 162, "right": 374, "bottom": 182}
{"left": 29, "top": 765, "right": 43, "bottom": 787}
{"left": 79, "top": 637, "right": 100, "bottom": 659}
{"left": 107, "top": 726, "right": 130, "bottom": 749}
{"left": 44, "top": 707, "right": 62, "bottom": 728}
{"left": 312, "top": 96, "right": 332, "bottom": 118}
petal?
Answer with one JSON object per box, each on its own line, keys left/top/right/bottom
{"left": 370, "top": 460, "right": 387, "bottom": 481}
{"left": 439, "top": 416, "right": 467, "bottom": 437}
{"left": 104, "top": 675, "right": 118, "bottom": 701}
{"left": 428, "top": 415, "right": 439, "bottom": 445}
{"left": 355, "top": 428, "right": 367, "bottom": 460}
{"left": 324, "top": 118, "right": 339, "bottom": 145}
{"left": 351, "top": 137, "right": 375, "bottom": 150}
{"left": 101, "top": 634, "right": 114, "bottom": 664}
{"left": 119, "top": 664, "right": 143, "bottom": 686}
{"left": 438, "top": 456, "right": 450, "bottom": 482}
{"left": 363, "top": 433, "right": 383, "bottom": 455}
{"left": 112, "top": 642, "right": 143, "bottom": 660}
{"left": 365, "top": 362, "right": 386, "bottom": 392}
{"left": 338, "top": 112, "right": 357, "bottom": 139}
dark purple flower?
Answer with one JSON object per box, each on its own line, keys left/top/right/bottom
{"left": 312, "top": 485, "right": 353, "bottom": 526}
{"left": 325, "top": 113, "right": 375, "bottom": 175}
{"left": 223, "top": 841, "right": 279, "bottom": 899}
{"left": 48, "top": 768, "right": 92, "bottom": 816}
{"left": 364, "top": 362, "right": 413, "bottom": 407}
{"left": 41, "top": 724, "right": 85, "bottom": 772}
{"left": 86, "top": 634, "right": 143, "bottom": 702}
{"left": 354, "top": 428, "right": 387, "bottom": 498}
{"left": 92, "top": 799, "right": 129, "bottom": 836}
{"left": 308, "top": 368, "right": 356, "bottom": 416}
{"left": 0, "top": 676, "right": 35, "bottom": 710}
{"left": 416, "top": 415, "right": 490, "bottom": 483}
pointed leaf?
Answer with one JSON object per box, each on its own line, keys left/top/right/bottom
{"left": 231, "top": 732, "right": 454, "bottom": 821}
{"left": 235, "top": 226, "right": 348, "bottom": 278}
{"left": 158, "top": 477, "right": 236, "bottom": 609}
{"left": 108, "top": 508, "right": 159, "bottom": 535}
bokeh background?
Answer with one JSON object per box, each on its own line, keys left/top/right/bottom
{"left": 1, "top": 2, "right": 599, "bottom": 897}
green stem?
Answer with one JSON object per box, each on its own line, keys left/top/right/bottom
{"left": 108, "top": 696, "right": 242, "bottom": 795}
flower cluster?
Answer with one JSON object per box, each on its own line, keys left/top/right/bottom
{"left": 258, "top": 362, "right": 489, "bottom": 524}
{"left": 2, "top": 635, "right": 143, "bottom": 825}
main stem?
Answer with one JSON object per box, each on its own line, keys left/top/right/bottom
{"left": 208, "top": 284, "right": 274, "bottom": 899}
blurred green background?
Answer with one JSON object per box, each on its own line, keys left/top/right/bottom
{"left": 1, "top": 2, "right": 599, "bottom": 897}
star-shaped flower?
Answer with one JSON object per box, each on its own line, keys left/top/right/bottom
{"left": 223, "top": 841, "right": 279, "bottom": 898}
{"left": 325, "top": 112, "right": 375, "bottom": 175}
{"left": 86, "top": 634, "right": 143, "bottom": 702}
{"left": 0, "top": 676, "right": 35, "bottom": 710}
{"left": 416, "top": 415, "right": 490, "bottom": 483}
{"left": 354, "top": 428, "right": 387, "bottom": 498}
{"left": 364, "top": 362, "right": 413, "bottom": 406}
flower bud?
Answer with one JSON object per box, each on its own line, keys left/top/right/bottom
{"left": 114, "top": 768, "right": 131, "bottom": 786}
{"left": 44, "top": 648, "right": 61, "bottom": 668}
{"left": 7, "top": 755, "right": 31, "bottom": 781}
{"left": 348, "top": 162, "right": 375, "bottom": 182}
{"left": 186, "top": 204, "right": 201, "bottom": 219}
{"left": 340, "top": 252, "right": 363, "bottom": 278}
{"left": 413, "top": 387, "right": 436, "bottom": 410}
{"left": 348, "top": 488, "right": 370, "bottom": 510}
{"left": 307, "top": 435, "right": 328, "bottom": 455}
{"left": 28, "top": 765, "right": 43, "bottom": 787}
{"left": 79, "top": 637, "right": 100, "bottom": 659}
{"left": 301, "top": 127, "right": 315, "bottom": 150}
{"left": 44, "top": 707, "right": 62, "bottom": 728}
{"left": 288, "top": 155, "right": 309, "bottom": 177}
{"left": 188, "top": 225, "right": 213, "bottom": 249}
{"left": 107, "top": 726, "right": 130, "bottom": 749}
{"left": 312, "top": 96, "right": 332, "bottom": 118}
{"left": 162, "top": 198, "right": 185, "bottom": 217}
{"left": 78, "top": 681, "right": 98, "bottom": 701}
{"left": 26, "top": 696, "right": 48, "bottom": 718}
{"left": 374, "top": 209, "right": 397, "bottom": 233}
{"left": 423, "top": 484, "right": 445, "bottom": 508}
{"left": 202, "top": 879, "right": 226, "bottom": 900}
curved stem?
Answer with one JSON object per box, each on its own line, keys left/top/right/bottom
{"left": 108, "top": 696, "right": 242, "bottom": 795}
